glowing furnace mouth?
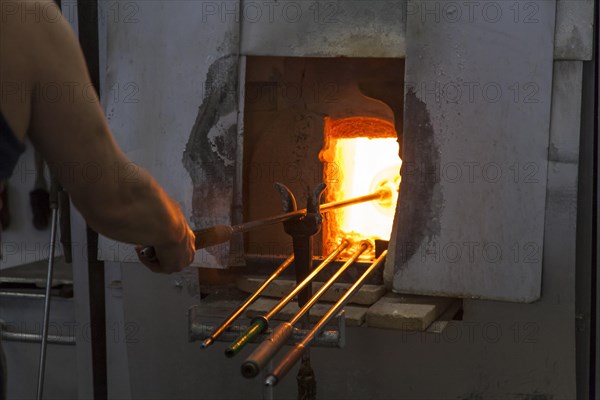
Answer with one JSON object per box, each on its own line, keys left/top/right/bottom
{"left": 320, "top": 117, "right": 401, "bottom": 259}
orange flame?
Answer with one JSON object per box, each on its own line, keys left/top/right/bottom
{"left": 320, "top": 117, "right": 401, "bottom": 259}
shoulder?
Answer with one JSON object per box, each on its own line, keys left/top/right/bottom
{"left": 1, "top": 0, "right": 87, "bottom": 96}
{"left": 1, "top": 0, "right": 78, "bottom": 66}
{"left": 0, "top": 0, "right": 76, "bottom": 141}
{"left": 1, "top": 0, "right": 61, "bottom": 35}
{"left": 0, "top": 0, "right": 63, "bottom": 75}
{"left": 1, "top": 0, "right": 62, "bottom": 23}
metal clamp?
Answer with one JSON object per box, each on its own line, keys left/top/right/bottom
{"left": 275, "top": 182, "right": 326, "bottom": 307}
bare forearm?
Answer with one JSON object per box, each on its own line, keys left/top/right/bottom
{"left": 69, "top": 159, "right": 187, "bottom": 247}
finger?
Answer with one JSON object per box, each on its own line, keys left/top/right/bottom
{"left": 189, "top": 229, "right": 197, "bottom": 251}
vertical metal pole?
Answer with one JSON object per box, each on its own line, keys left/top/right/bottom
{"left": 262, "top": 360, "right": 274, "bottom": 400}
{"left": 36, "top": 182, "right": 59, "bottom": 400}
{"left": 36, "top": 0, "right": 65, "bottom": 396}
{"left": 593, "top": 9, "right": 600, "bottom": 398}
{"left": 77, "top": 1, "right": 108, "bottom": 398}
{"left": 36, "top": 0, "right": 61, "bottom": 394}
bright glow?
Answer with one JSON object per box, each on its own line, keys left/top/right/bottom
{"left": 332, "top": 137, "right": 401, "bottom": 243}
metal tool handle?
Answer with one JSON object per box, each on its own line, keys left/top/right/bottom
{"left": 241, "top": 322, "right": 294, "bottom": 378}
{"left": 264, "top": 345, "right": 306, "bottom": 387}
{"left": 139, "top": 224, "right": 234, "bottom": 262}
{"left": 225, "top": 317, "right": 268, "bottom": 358}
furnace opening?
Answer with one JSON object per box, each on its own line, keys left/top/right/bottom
{"left": 243, "top": 56, "right": 405, "bottom": 261}
{"left": 321, "top": 117, "right": 401, "bottom": 259}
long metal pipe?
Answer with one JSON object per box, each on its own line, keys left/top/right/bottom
{"left": 265, "top": 250, "right": 388, "bottom": 387}
{"left": 1, "top": 330, "right": 76, "bottom": 346}
{"left": 141, "top": 189, "right": 389, "bottom": 260}
{"left": 231, "top": 189, "right": 390, "bottom": 234}
{"left": 224, "top": 240, "right": 351, "bottom": 357}
{"left": 262, "top": 242, "right": 351, "bottom": 323}
{"left": 201, "top": 254, "right": 295, "bottom": 348}
{"left": 36, "top": 183, "right": 60, "bottom": 400}
{"left": 241, "top": 241, "right": 370, "bottom": 378}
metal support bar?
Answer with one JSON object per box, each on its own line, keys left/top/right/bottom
{"left": 276, "top": 183, "right": 326, "bottom": 400}
{"left": 73, "top": 0, "right": 107, "bottom": 398}
{"left": 1, "top": 330, "right": 75, "bottom": 346}
{"left": 278, "top": 183, "right": 326, "bottom": 307}
{"left": 0, "top": 292, "right": 46, "bottom": 300}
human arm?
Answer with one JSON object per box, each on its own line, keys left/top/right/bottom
{"left": 0, "top": 0, "right": 195, "bottom": 272}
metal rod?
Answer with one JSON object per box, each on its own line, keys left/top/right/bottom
{"left": 0, "top": 291, "right": 46, "bottom": 299}
{"left": 1, "top": 330, "right": 75, "bottom": 346}
{"left": 320, "top": 191, "right": 389, "bottom": 212}
{"left": 265, "top": 250, "right": 388, "bottom": 387}
{"left": 140, "top": 189, "right": 390, "bottom": 260}
{"left": 265, "top": 241, "right": 350, "bottom": 321}
{"left": 191, "top": 321, "right": 343, "bottom": 347}
{"left": 241, "top": 241, "right": 370, "bottom": 378}
{"left": 289, "top": 242, "right": 369, "bottom": 326}
{"left": 202, "top": 254, "right": 295, "bottom": 349}
{"left": 36, "top": 183, "right": 60, "bottom": 400}
{"left": 224, "top": 240, "right": 351, "bottom": 357}
{"left": 232, "top": 189, "right": 389, "bottom": 234}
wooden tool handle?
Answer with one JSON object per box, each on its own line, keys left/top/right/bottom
{"left": 139, "top": 224, "right": 234, "bottom": 262}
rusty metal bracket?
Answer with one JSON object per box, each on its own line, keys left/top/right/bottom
{"left": 274, "top": 183, "right": 326, "bottom": 308}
